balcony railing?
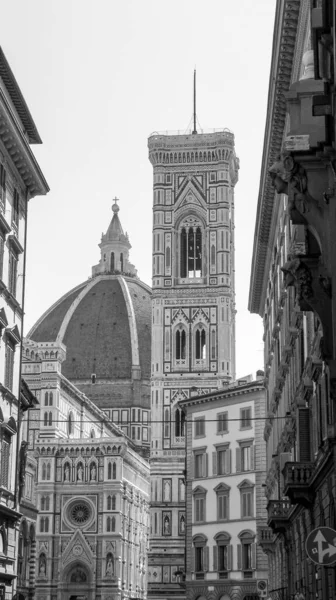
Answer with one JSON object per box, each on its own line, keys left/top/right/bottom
{"left": 283, "top": 462, "right": 314, "bottom": 507}
{"left": 267, "top": 500, "right": 291, "bottom": 533}
{"left": 258, "top": 525, "right": 276, "bottom": 554}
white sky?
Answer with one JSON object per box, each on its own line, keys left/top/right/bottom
{"left": 0, "top": 0, "right": 276, "bottom": 379}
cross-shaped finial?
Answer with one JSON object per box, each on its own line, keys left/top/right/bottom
{"left": 112, "top": 197, "right": 120, "bottom": 213}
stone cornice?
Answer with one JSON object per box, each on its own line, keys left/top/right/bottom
{"left": 0, "top": 89, "right": 49, "bottom": 198}
{"left": 248, "top": 0, "right": 302, "bottom": 316}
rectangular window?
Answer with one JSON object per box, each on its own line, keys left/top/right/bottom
{"left": 166, "top": 174, "right": 171, "bottom": 184}
{"left": 121, "top": 410, "right": 128, "bottom": 423}
{"left": 112, "top": 410, "right": 119, "bottom": 424}
{"left": 8, "top": 253, "right": 17, "bottom": 296}
{"left": 218, "top": 545, "right": 228, "bottom": 571}
{"left": 0, "top": 434, "right": 10, "bottom": 487}
{"left": 12, "top": 189, "right": 19, "bottom": 229}
{"left": 242, "top": 543, "right": 252, "bottom": 569}
{"left": 217, "top": 448, "right": 230, "bottom": 475}
{"left": 194, "top": 497, "right": 205, "bottom": 522}
{"left": 217, "top": 412, "right": 228, "bottom": 433}
{"left": 195, "top": 546, "right": 203, "bottom": 571}
{"left": 241, "top": 490, "right": 253, "bottom": 518}
{"left": 240, "top": 407, "right": 252, "bottom": 428}
{"left": 194, "top": 453, "right": 204, "bottom": 478}
{"left": 194, "top": 450, "right": 207, "bottom": 479}
{"left": 194, "top": 417, "right": 205, "bottom": 437}
{"left": 217, "top": 494, "right": 229, "bottom": 520}
{"left": 210, "top": 172, "right": 216, "bottom": 182}
{"left": 5, "top": 343, "right": 15, "bottom": 391}
{"left": 242, "top": 445, "right": 251, "bottom": 471}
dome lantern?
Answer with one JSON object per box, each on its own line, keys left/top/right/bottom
{"left": 92, "top": 198, "right": 138, "bottom": 278}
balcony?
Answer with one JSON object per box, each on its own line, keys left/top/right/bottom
{"left": 267, "top": 500, "right": 291, "bottom": 533}
{"left": 258, "top": 525, "right": 276, "bottom": 554}
{"left": 283, "top": 462, "right": 314, "bottom": 507}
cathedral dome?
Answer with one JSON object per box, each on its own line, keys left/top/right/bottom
{"left": 27, "top": 201, "right": 152, "bottom": 412}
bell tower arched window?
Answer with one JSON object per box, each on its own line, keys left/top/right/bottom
{"left": 195, "top": 328, "right": 206, "bottom": 359}
{"left": 175, "top": 329, "right": 186, "bottom": 360}
{"left": 120, "top": 253, "right": 124, "bottom": 272}
{"left": 110, "top": 252, "right": 115, "bottom": 271}
{"left": 180, "top": 225, "right": 202, "bottom": 278}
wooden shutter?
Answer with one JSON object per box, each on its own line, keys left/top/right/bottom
{"left": 213, "top": 545, "right": 218, "bottom": 572}
{"left": 297, "top": 407, "right": 311, "bottom": 461}
{"left": 204, "top": 546, "right": 209, "bottom": 572}
{"left": 237, "top": 544, "right": 242, "bottom": 570}
{"left": 251, "top": 445, "right": 255, "bottom": 470}
{"left": 212, "top": 452, "right": 217, "bottom": 476}
{"left": 228, "top": 544, "right": 233, "bottom": 570}
{"left": 226, "top": 449, "right": 231, "bottom": 474}
{"left": 251, "top": 542, "right": 257, "bottom": 569}
{"left": 236, "top": 448, "right": 241, "bottom": 473}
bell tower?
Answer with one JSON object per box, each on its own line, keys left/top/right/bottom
{"left": 148, "top": 128, "right": 239, "bottom": 596}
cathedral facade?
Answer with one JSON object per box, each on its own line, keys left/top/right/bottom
{"left": 147, "top": 130, "right": 239, "bottom": 598}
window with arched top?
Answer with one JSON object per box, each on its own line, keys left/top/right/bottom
{"left": 180, "top": 225, "right": 202, "bottom": 278}
{"left": 48, "top": 412, "right": 52, "bottom": 426}
{"left": 175, "top": 329, "right": 186, "bottom": 360}
{"left": 175, "top": 408, "right": 185, "bottom": 437}
{"left": 41, "top": 496, "right": 45, "bottom": 511}
{"left": 213, "top": 532, "right": 232, "bottom": 577}
{"left": 192, "top": 534, "right": 208, "bottom": 577}
{"left": 90, "top": 429, "right": 95, "bottom": 439}
{"left": 112, "top": 494, "right": 116, "bottom": 510}
{"left": 49, "top": 392, "right": 53, "bottom": 406}
{"left": 44, "top": 392, "right": 48, "bottom": 406}
{"left": 43, "top": 412, "right": 48, "bottom": 426}
{"left": 120, "top": 253, "right": 123, "bottom": 272}
{"left": 106, "top": 516, "right": 111, "bottom": 532}
{"left": 46, "top": 464, "right": 51, "bottom": 481}
{"left": 111, "top": 516, "right": 116, "bottom": 532}
{"left": 195, "top": 328, "right": 206, "bottom": 360}
{"left": 237, "top": 530, "right": 256, "bottom": 573}
{"left": 107, "top": 495, "right": 112, "bottom": 511}
{"left": 112, "top": 462, "right": 116, "bottom": 479}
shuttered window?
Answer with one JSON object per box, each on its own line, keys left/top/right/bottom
{"left": 5, "top": 343, "right": 15, "bottom": 391}
{"left": 218, "top": 494, "right": 229, "bottom": 520}
{"left": 217, "top": 412, "right": 228, "bottom": 433}
{"left": 1, "top": 435, "right": 10, "bottom": 487}
{"left": 195, "top": 497, "right": 205, "bottom": 522}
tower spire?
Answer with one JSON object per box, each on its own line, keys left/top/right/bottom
{"left": 192, "top": 68, "right": 197, "bottom": 135}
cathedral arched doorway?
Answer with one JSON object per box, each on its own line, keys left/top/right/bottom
{"left": 60, "top": 562, "right": 93, "bottom": 600}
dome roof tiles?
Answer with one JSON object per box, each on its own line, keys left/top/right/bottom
{"left": 28, "top": 275, "right": 151, "bottom": 383}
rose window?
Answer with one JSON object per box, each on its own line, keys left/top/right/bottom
{"left": 70, "top": 503, "right": 91, "bottom": 524}
{"left": 64, "top": 498, "right": 95, "bottom": 529}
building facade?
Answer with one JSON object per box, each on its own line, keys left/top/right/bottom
{"left": 147, "top": 130, "right": 239, "bottom": 598}
{"left": 249, "top": 1, "right": 336, "bottom": 599}
{"left": 179, "top": 378, "right": 268, "bottom": 600}
{"left": 21, "top": 339, "right": 150, "bottom": 600}
{"left": 0, "top": 47, "right": 49, "bottom": 599}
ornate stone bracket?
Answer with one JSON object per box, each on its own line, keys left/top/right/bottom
{"left": 281, "top": 255, "right": 333, "bottom": 359}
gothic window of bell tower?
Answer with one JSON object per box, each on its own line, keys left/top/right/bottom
{"left": 110, "top": 252, "right": 115, "bottom": 272}
{"left": 195, "top": 327, "right": 206, "bottom": 360}
{"left": 120, "top": 253, "right": 124, "bottom": 272}
{"left": 180, "top": 225, "right": 202, "bottom": 278}
{"left": 175, "top": 329, "right": 186, "bottom": 360}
